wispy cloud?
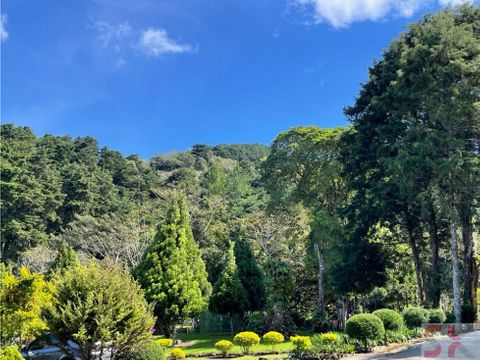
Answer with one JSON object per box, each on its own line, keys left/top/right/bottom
{"left": 439, "top": 0, "right": 473, "bottom": 5}
{"left": 88, "top": 19, "right": 194, "bottom": 66}
{"left": 1, "top": 14, "right": 9, "bottom": 42}
{"left": 89, "top": 19, "right": 132, "bottom": 47}
{"left": 139, "top": 28, "right": 193, "bottom": 56}
{"left": 294, "top": 0, "right": 475, "bottom": 28}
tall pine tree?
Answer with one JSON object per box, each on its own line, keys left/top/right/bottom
{"left": 134, "top": 194, "right": 210, "bottom": 337}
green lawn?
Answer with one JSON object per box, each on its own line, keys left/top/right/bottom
{"left": 158, "top": 333, "right": 297, "bottom": 357}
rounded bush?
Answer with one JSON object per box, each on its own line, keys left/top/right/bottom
{"left": 345, "top": 314, "right": 385, "bottom": 351}
{"left": 156, "top": 339, "right": 174, "bottom": 348}
{"left": 215, "top": 340, "right": 233, "bottom": 357}
{"left": 169, "top": 348, "right": 186, "bottom": 360}
{"left": 373, "top": 309, "right": 403, "bottom": 331}
{"left": 428, "top": 309, "right": 446, "bottom": 324}
{"left": 262, "top": 331, "right": 284, "bottom": 349}
{"left": 461, "top": 304, "right": 477, "bottom": 323}
{"left": 233, "top": 331, "right": 261, "bottom": 354}
{"left": 403, "top": 307, "right": 429, "bottom": 328}
{"left": 290, "top": 335, "right": 312, "bottom": 350}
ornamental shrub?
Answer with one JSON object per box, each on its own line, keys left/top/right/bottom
{"left": 233, "top": 332, "right": 260, "bottom": 354}
{"left": 170, "top": 348, "right": 186, "bottom": 359}
{"left": 461, "top": 304, "right": 476, "bottom": 323}
{"left": 311, "top": 333, "right": 354, "bottom": 355}
{"left": 428, "top": 309, "right": 446, "bottom": 324}
{"left": 156, "top": 339, "right": 174, "bottom": 348}
{"left": 403, "top": 307, "right": 429, "bottom": 328}
{"left": 215, "top": 340, "right": 233, "bottom": 357}
{"left": 118, "top": 341, "right": 166, "bottom": 360}
{"left": 290, "top": 336, "right": 312, "bottom": 350}
{"left": 0, "top": 345, "right": 23, "bottom": 360}
{"left": 247, "top": 312, "right": 266, "bottom": 334}
{"left": 345, "top": 314, "right": 385, "bottom": 351}
{"left": 262, "top": 331, "right": 284, "bottom": 351}
{"left": 373, "top": 309, "right": 403, "bottom": 331}
{"left": 320, "top": 332, "right": 338, "bottom": 344}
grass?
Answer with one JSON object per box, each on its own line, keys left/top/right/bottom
{"left": 156, "top": 332, "right": 298, "bottom": 358}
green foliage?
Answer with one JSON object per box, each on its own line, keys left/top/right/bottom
{"left": 43, "top": 260, "right": 154, "bottom": 359}
{"left": 0, "top": 266, "right": 52, "bottom": 346}
{"left": 345, "top": 314, "right": 385, "bottom": 351}
{"left": 372, "top": 309, "right": 403, "bottom": 331}
{"left": 233, "top": 331, "right": 260, "bottom": 354}
{"left": 311, "top": 333, "right": 355, "bottom": 355}
{"left": 428, "top": 309, "right": 446, "bottom": 324}
{"left": 0, "top": 345, "right": 23, "bottom": 360}
{"left": 247, "top": 311, "right": 266, "bottom": 334}
{"left": 169, "top": 348, "right": 186, "bottom": 359}
{"left": 50, "top": 241, "right": 79, "bottom": 274}
{"left": 118, "top": 341, "right": 166, "bottom": 360}
{"left": 209, "top": 242, "right": 249, "bottom": 317}
{"left": 402, "top": 307, "right": 429, "bottom": 328}
{"left": 134, "top": 195, "right": 210, "bottom": 337}
{"left": 214, "top": 340, "right": 233, "bottom": 357}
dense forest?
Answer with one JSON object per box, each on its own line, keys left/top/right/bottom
{"left": 1, "top": 4, "right": 479, "bottom": 344}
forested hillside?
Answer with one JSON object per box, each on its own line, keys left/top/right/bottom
{"left": 1, "top": 5, "right": 479, "bottom": 346}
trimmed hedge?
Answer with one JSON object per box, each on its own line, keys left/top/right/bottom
{"left": 428, "top": 309, "right": 446, "bottom": 324}
{"left": 262, "top": 331, "right": 284, "bottom": 350}
{"left": 214, "top": 340, "right": 233, "bottom": 357}
{"left": 373, "top": 309, "right": 403, "bottom": 331}
{"left": 403, "top": 307, "right": 429, "bottom": 328}
{"left": 346, "top": 314, "right": 385, "bottom": 351}
{"left": 233, "top": 331, "right": 261, "bottom": 354}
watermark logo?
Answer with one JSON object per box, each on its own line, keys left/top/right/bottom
{"left": 421, "top": 323, "right": 478, "bottom": 359}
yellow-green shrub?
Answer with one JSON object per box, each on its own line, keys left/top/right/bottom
{"left": 262, "top": 331, "right": 284, "bottom": 351}
{"left": 233, "top": 331, "right": 260, "bottom": 354}
{"left": 0, "top": 345, "right": 23, "bottom": 360}
{"left": 156, "top": 339, "right": 173, "bottom": 348}
{"left": 320, "top": 332, "right": 338, "bottom": 344}
{"left": 169, "top": 348, "right": 186, "bottom": 359}
{"left": 215, "top": 340, "right": 233, "bottom": 357}
{"left": 290, "top": 335, "right": 312, "bottom": 350}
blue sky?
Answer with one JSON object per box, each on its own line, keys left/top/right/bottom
{"left": 1, "top": 0, "right": 474, "bottom": 158}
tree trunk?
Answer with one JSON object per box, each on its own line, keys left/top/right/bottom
{"left": 336, "top": 296, "right": 347, "bottom": 330}
{"left": 449, "top": 220, "right": 462, "bottom": 324}
{"left": 314, "top": 243, "right": 325, "bottom": 313}
{"left": 427, "top": 198, "right": 441, "bottom": 308}
{"left": 405, "top": 217, "right": 428, "bottom": 306}
{"left": 461, "top": 204, "right": 478, "bottom": 316}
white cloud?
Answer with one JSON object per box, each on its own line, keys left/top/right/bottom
{"left": 439, "top": 0, "right": 473, "bottom": 5}
{"left": 1, "top": 14, "right": 9, "bottom": 42}
{"left": 139, "top": 28, "right": 193, "bottom": 56}
{"left": 295, "top": 0, "right": 476, "bottom": 28}
{"left": 295, "top": 0, "right": 423, "bottom": 27}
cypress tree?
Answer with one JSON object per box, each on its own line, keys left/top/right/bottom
{"left": 134, "top": 194, "right": 210, "bottom": 337}
{"left": 234, "top": 236, "right": 266, "bottom": 312}
{"left": 210, "top": 242, "right": 249, "bottom": 334}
